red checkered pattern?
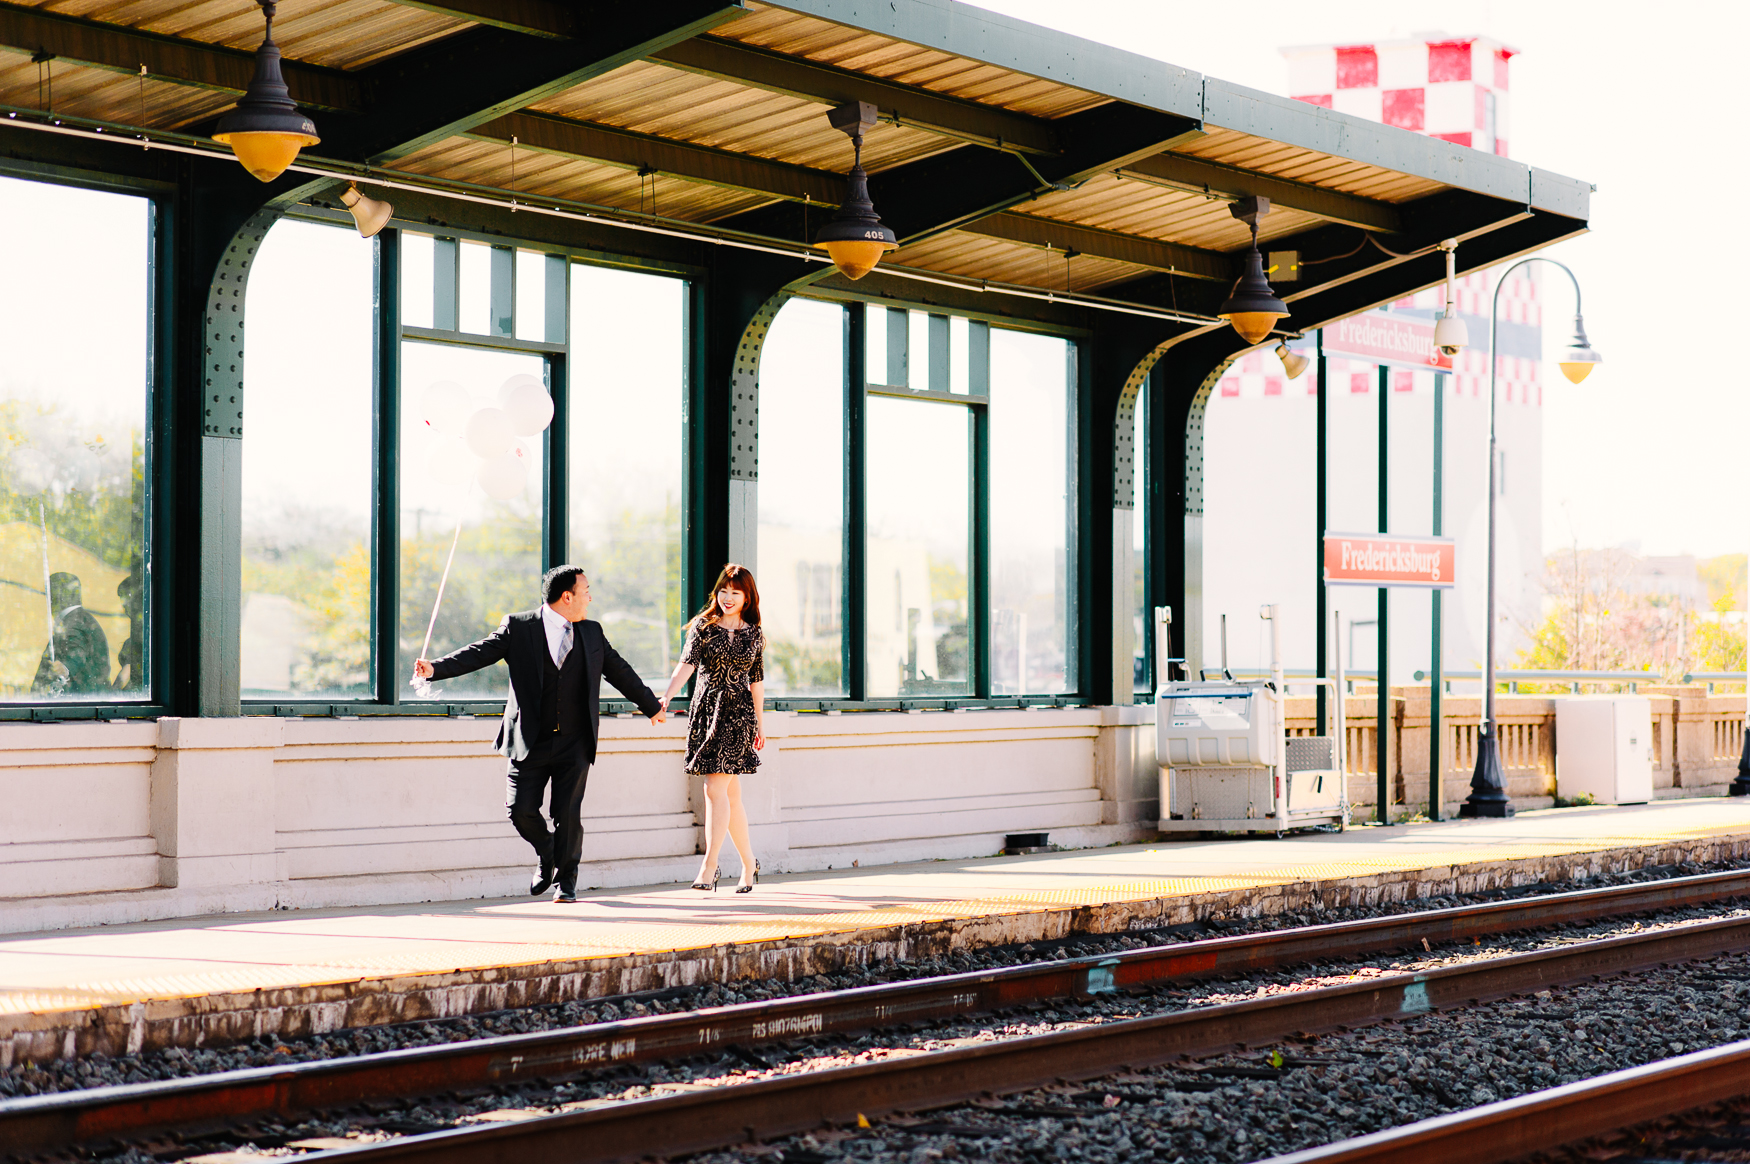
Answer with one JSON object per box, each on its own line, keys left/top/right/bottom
{"left": 1282, "top": 37, "right": 1516, "bottom": 156}
{"left": 1273, "top": 34, "right": 1540, "bottom": 407}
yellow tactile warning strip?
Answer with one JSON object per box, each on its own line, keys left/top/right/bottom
{"left": 6, "top": 800, "right": 1750, "bottom": 1018}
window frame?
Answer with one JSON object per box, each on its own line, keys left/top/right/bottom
{"left": 0, "top": 160, "right": 171, "bottom": 721}
{"left": 239, "top": 211, "right": 700, "bottom": 718}
{"left": 764, "top": 293, "right": 1087, "bottom": 712}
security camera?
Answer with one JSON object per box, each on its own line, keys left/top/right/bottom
{"left": 1433, "top": 312, "right": 1468, "bottom": 357}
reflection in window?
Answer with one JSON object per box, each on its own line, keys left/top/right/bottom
{"left": 400, "top": 343, "right": 546, "bottom": 699}
{"left": 866, "top": 398, "right": 970, "bottom": 697}
{"left": 990, "top": 329, "right": 1072, "bottom": 694}
{"left": 0, "top": 176, "right": 149, "bottom": 701}
{"left": 568, "top": 265, "right": 685, "bottom": 690}
{"left": 756, "top": 298, "right": 845, "bottom": 697}
{"left": 241, "top": 220, "right": 374, "bottom": 699}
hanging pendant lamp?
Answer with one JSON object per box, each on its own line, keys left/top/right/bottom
{"left": 214, "top": 0, "right": 319, "bottom": 182}
{"left": 814, "top": 101, "right": 897, "bottom": 280}
{"left": 1218, "top": 196, "right": 1289, "bottom": 345}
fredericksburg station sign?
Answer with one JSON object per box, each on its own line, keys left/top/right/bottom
{"left": 1324, "top": 533, "right": 1457, "bottom": 588}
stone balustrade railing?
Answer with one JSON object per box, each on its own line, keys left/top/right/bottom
{"left": 1285, "top": 685, "right": 1747, "bottom": 818}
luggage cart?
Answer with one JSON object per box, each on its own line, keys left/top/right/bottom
{"left": 1154, "top": 604, "right": 1349, "bottom": 836}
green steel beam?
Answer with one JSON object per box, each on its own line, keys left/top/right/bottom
{"left": 467, "top": 111, "right": 844, "bottom": 203}
{"left": 377, "top": 0, "right": 582, "bottom": 38}
{"left": 652, "top": 35, "right": 1062, "bottom": 155}
{"left": 959, "top": 212, "right": 1232, "bottom": 282}
{"left": 315, "top": 4, "right": 748, "bottom": 164}
{"left": 1120, "top": 153, "right": 1402, "bottom": 234}
{"left": 0, "top": 1, "right": 363, "bottom": 111}
{"left": 844, "top": 302, "right": 867, "bottom": 701}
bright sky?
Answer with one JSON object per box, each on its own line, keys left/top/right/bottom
{"left": 974, "top": 0, "right": 1750, "bottom": 560}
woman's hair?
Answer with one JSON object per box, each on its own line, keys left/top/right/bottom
{"left": 692, "top": 563, "right": 761, "bottom": 629}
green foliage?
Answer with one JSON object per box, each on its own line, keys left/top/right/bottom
{"left": 1553, "top": 791, "right": 1597, "bottom": 808}
{"left": 1700, "top": 554, "right": 1748, "bottom": 612}
{"left": 765, "top": 637, "right": 842, "bottom": 695}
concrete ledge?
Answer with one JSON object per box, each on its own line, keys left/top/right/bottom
{"left": 8, "top": 821, "right": 1750, "bottom": 1066}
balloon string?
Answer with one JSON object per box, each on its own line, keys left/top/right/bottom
{"left": 419, "top": 512, "right": 464, "bottom": 664}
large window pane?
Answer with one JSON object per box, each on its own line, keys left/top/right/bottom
{"left": 0, "top": 176, "right": 149, "bottom": 701}
{"left": 990, "top": 329, "right": 1073, "bottom": 694}
{"left": 568, "top": 265, "right": 684, "bottom": 690}
{"left": 241, "top": 220, "right": 374, "bottom": 699}
{"left": 865, "top": 398, "right": 970, "bottom": 697}
{"left": 400, "top": 343, "right": 546, "bottom": 699}
{"left": 757, "top": 298, "right": 845, "bottom": 697}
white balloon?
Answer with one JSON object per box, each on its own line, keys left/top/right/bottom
{"left": 419, "top": 380, "right": 470, "bottom": 434}
{"left": 497, "top": 373, "right": 544, "bottom": 408}
{"left": 476, "top": 450, "right": 528, "bottom": 500}
{"left": 504, "top": 382, "right": 554, "bottom": 435}
{"left": 464, "top": 407, "right": 515, "bottom": 459}
{"left": 423, "top": 435, "right": 469, "bottom": 485}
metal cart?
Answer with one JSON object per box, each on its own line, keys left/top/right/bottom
{"left": 1154, "top": 604, "right": 1349, "bottom": 836}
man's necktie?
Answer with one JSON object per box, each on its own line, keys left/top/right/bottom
{"left": 557, "top": 622, "right": 572, "bottom": 669}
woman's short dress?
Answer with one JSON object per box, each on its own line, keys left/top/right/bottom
{"left": 682, "top": 621, "right": 764, "bottom": 775}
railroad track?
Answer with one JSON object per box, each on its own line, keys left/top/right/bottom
{"left": 1258, "top": 1036, "right": 1750, "bottom": 1164}
{"left": 8, "top": 867, "right": 1750, "bottom": 1162}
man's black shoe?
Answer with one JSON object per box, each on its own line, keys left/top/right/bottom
{"left": 531, "top": 858, "right": 556, "bottom": 897}
{"left": 552, "top": 882, "right": 578, "bottom": 903}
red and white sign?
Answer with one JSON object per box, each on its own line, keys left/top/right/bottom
{"left": 1324, "top": 532, "right": 1456, "bottom": 589}
{"left": 1323, "top": 312, "right": 1454, "bottom": 371}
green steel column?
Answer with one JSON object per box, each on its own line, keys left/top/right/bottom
{"left": 1315, "top": 331, "right": 1328, "bottom": 730}
{"left": 969, "top": 320, "right": 991, "bottom": 698}
{"left": 1430, "top": 370, "right": 1446, "bottom": 819}
{"left": 845, "top": 303, "right": 867, "bottom": 702}
{"left": 1377, "top": 362, "right": 1391, "bottom": 824}
{"left": 372, "top": 228, "right": 402, "bottom": 706}
{"left": 543, "top": 253, "right": 570, "bottom": 569}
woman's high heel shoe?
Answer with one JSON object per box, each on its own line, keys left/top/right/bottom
{"left": 691, "top": 867, "right": 720, "bottom": 892}
{"left": 735, "top": 859, "right": 760, "bottom": 894}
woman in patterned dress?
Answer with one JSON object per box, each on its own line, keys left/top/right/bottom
{"left": 660, "top": 563, "right": 765, "bottom": 893}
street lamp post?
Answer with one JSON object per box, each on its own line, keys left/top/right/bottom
{"left": 1460, "top": 257, "right": 1602, "bottom": 818}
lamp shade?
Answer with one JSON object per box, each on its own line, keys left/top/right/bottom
{"left": 1557, "top": 315, "right": 1602, "bottom": 384}
{"left": 213, "top": 7, "right": 318, "bottom": 182}
{"left": 1218, "top": 246, "right": 1288, "bottom": 344}
{"left": 815, "top": 135, "right": 897, "bottom": 280}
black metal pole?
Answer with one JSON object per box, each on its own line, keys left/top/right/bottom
{"left": 1315, "top": 331, "right": 1328, "bottom": 731}
{"left": 1731, "top": 725, "right": 1750, "bottom": 796}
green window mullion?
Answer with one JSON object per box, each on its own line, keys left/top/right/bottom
{"left": 969, "top": 320, "right": 990, "bottom": 698}
{"left": 543, "top": 255, "right": 570, "bottom": 570}
{"left": 845, "top": 303, "right": 867, "bottom": 702}
{"left": 372, "top": 227, "right": 403, "bottom": 706}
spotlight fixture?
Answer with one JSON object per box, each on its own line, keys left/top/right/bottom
{"left": 1558, "top": 316, "right": 1603, "bottom": 383}
{"left": 814, "top": 101, "right": 897, "bottom": 280}
{"left": 1218, "top": 196, "right": 1289, "bottom": 344}
{"left": 213, "top": 0, "right": 318, "bottom": 182}
{"left": 1433, "top": 238, "right": 1469, "bottom": 356}
{"left": 1275, "top": 342, "right": 1310, "bottom": 379}
{"left": 341, "top": 183, "right": 392, "bottom": 237}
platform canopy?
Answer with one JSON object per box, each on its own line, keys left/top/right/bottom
{"left": 0, "top": 0, "right": 1586, "bottom": 324}
{"left": 0, "top": 0, "right": 1591, "bottom": 717}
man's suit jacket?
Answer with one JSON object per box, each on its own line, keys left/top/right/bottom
{"left": 428, "top": 610, "right": 662, "bottom": 763}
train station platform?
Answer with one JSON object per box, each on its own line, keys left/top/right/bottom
{"left": 7, "top": 798, "right": 1750, "bottom": 1066}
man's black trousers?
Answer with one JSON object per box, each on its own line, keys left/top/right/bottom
{"left": 505, "top": 730, "right": 591, "bottom": 889}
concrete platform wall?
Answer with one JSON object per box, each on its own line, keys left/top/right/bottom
{"left": 0, "top": 707, "right": 1158, "bottom": 932}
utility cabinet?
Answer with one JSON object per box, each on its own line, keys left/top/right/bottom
{"left": 1554, "top": 696, "right": 1654, "bottom": 805}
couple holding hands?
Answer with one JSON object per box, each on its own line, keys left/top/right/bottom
{"left": 414, "top": 563, "right": 765, "bottom": 902}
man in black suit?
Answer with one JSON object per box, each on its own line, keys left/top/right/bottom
{"left": 414, "top": 565, "right": 665, "bottom": 902}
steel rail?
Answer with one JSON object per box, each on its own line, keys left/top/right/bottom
{"left": 1256, "top": 1037, "right": 1750, "bottom": 1164}
{"left": 275, "top": 910, "right": 1750, "bottom": 1164}
{"left": 5, "top": 867, "right": 1749, "bottom": 1159}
